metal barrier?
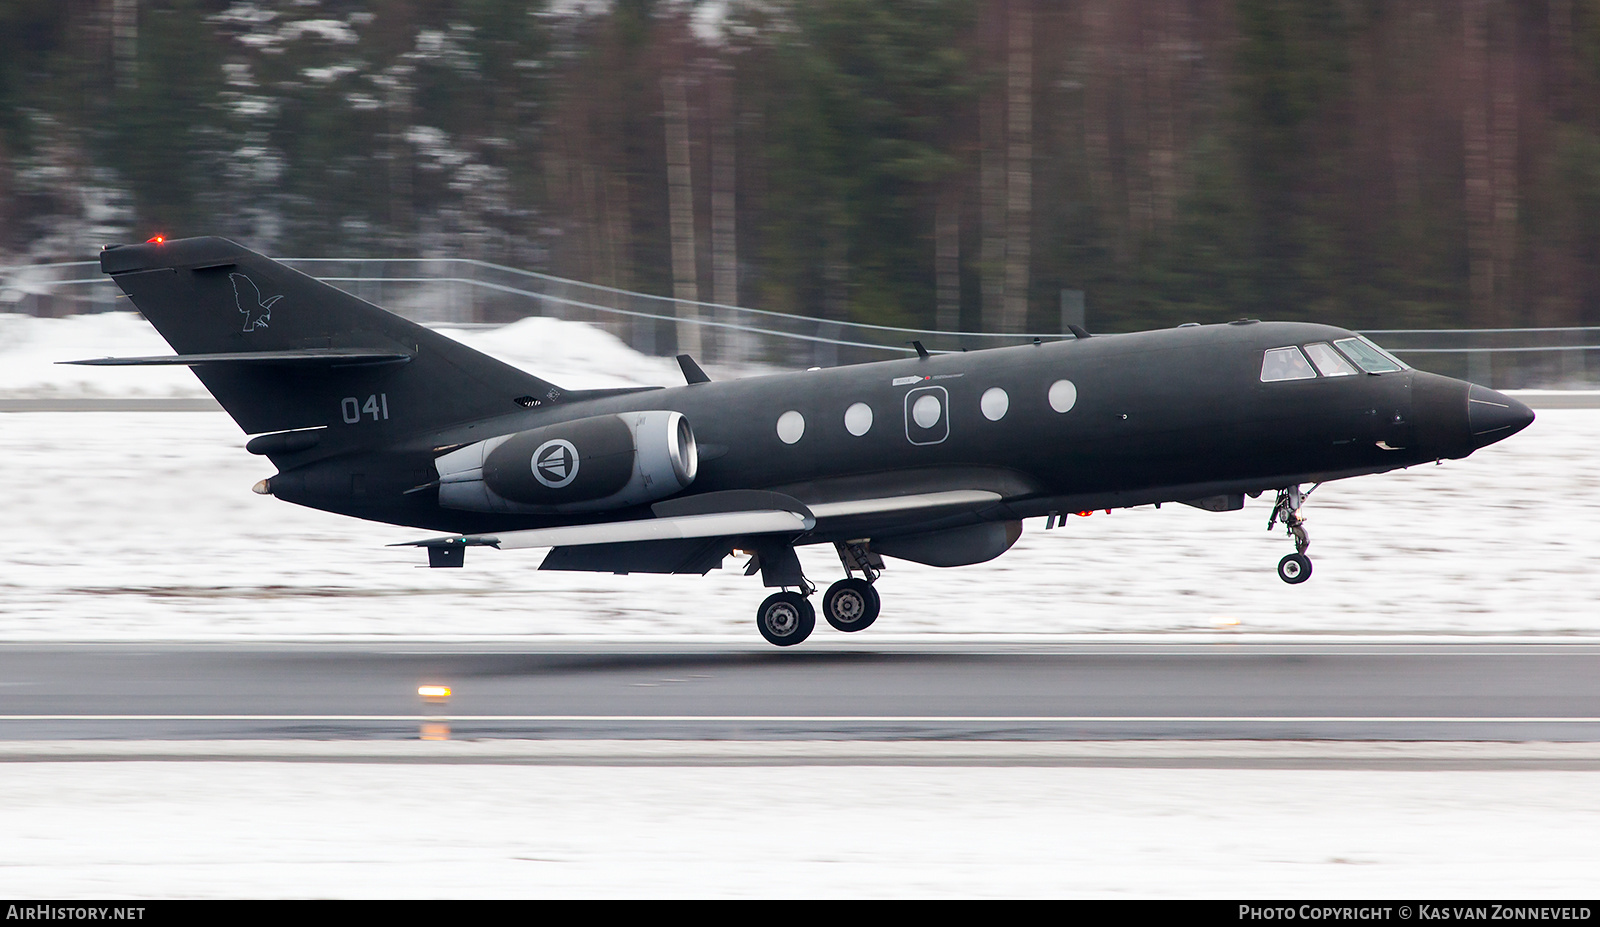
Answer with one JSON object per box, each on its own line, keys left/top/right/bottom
{"left": 5, "top": 256, "right": 1598, "bottom": 387}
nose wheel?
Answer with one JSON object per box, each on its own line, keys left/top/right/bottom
{"left": 1277, "top": 552, "right": 1312, "bottom": 584}
{"left": 1268, "top": 484, "right": 1318, "bottom": 583}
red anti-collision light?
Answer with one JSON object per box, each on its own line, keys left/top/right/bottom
{"left": 146, "top": 235, "right": 165, "bottom": 244}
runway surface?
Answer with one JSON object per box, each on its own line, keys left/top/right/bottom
{"left": 3, "top": 641, "right": 1598, "bottom": 744}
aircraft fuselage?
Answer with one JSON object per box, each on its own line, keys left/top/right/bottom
{"left": 268, "top": 319, "right": 1507, "bottom": 544}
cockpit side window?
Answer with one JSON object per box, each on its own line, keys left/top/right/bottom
{"left": 1260, "top": 346, "right": 1317, "bottom": 382}
{"left": 1333, "top": 336, "right": 1407, "bottom": 373}
{"left": 1304, "top": 342, "right": 1358, "bottom": 377}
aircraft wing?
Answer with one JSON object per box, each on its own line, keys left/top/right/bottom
{"left": 398, "top": 508, "right": 815, "bottom": 551}
{"left": 397, "top": 489, "right": 1003, "bottom": 552}
{"left": 807, "top": 490, "right": 1001, "bottom": 520}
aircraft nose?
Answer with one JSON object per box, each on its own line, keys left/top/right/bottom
{"left": 1467, "top": 384, "right": 1535, "bottom": 449}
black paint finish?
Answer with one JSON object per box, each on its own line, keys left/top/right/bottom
{"left": 98, "top": 237, "right": 1534, "bottom": 577}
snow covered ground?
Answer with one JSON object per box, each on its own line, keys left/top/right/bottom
{"left": 1, "top": 760, "right": 1596, "bottom": 898}
{"left": 1, "top": 311, "right": 1596, "bottom": 640}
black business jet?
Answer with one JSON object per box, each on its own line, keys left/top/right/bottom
{"left": 71, "top": 237, "right": 1534, "bottom": 646}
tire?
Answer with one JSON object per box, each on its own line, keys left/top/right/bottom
{"left": 1277, "top": 553, "right": 1313, "bottom": 584}
{"left": 756, "top": 591, "right": 816, "bottom": 646}
{"left": 822, "top": 578, "right": 880, "bottom": 632}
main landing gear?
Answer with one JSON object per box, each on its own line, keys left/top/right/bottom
{"left": 750, "top": 541, "right": 885, "bottom": 646}
{"left": 1269, "top": 484, "right": 1318, "bottom": 584}
{"left": 822, "top": 578, "right": 880, "bottom": 633}
{"left": 756, "top": 591, "right": 816, "bottom": 647}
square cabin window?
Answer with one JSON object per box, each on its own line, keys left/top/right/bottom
{"left": 1260, "top": 346, "right": 1318, "bottom": 382}
{"left": 1304, "top": 342, "right": 1358, "bottom": 377}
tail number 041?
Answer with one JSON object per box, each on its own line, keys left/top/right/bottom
{"left": 341, "top": 393, "right": 390, "bottom": 424}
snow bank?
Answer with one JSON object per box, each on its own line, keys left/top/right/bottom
{"left": 1, "top": 761, "right": 1596, "bottom": 897}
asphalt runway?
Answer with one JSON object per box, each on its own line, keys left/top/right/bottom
{"left": 2, "top": 641, "right": 1598, "bottom": 744}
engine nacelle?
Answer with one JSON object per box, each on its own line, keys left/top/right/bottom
{"left": 435, "top": 411, "right": 698, "bottom": 514}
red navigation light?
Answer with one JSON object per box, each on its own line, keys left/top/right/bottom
{"left": 146, "top": 235, "right": 165, "bottom": 244}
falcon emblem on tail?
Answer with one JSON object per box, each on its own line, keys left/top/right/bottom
{"left": 230, "top": 272, "right": 283, "bottom": 332}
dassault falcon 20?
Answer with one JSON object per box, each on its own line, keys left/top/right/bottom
{"left": 73, "top": 237, "right": 1535, "bottom": 646}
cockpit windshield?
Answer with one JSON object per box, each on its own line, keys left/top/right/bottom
{"left": 1260, "top": 346, "right": 1317, "bottom": 382}
{"left": 1333, "top": 336, "right": 1409, "bottom": 373}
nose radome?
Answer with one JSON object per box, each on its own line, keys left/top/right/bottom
{"left": 1468, "top": 385, "right": 1535, "bottom": 448}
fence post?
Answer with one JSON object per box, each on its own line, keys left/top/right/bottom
{"left": 1467, "top": 351, "right": 1492, "bottom": 388}
{"left": 1561, "top": 346, "right": 1587, "bottom": 387}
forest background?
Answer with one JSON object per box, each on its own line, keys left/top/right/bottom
{"left": 3, "top": 0, "right": 1598, "bottom": 337}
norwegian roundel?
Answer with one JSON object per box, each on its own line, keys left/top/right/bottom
{"left": 531, "top": 438, "right": 580, "bottom": 488}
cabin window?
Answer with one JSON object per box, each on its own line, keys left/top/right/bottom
{"left": 1333, "top": 336, "right": 1407, "bottom": 373}
{"left": 1260, "top": 346, "right": 1317, "bottom": 382}
{"left": 1303, "top": 342, "right": 1358, "bottom": 377}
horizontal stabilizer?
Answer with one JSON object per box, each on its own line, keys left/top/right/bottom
{"left": 61, "top": 350, "right": 413, "bottom": 367}
{"left": 398, "top": 508, "right": 815, "bottom": 552}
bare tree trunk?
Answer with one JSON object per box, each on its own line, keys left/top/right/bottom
{"left": 1548, "top": 0, "right": 1579, "bottom": 328}
{"left": 710, "top": 63, "right": 738, "bottom": 361}
{"left": 112, "top": 0, "right": 138, "bottom": 91}
{"left": 711, "top": 65, "right": 737, "bottom": 308}
{"left": 663, "top": 71, "right": 702, "bottom": 356}
{"left": 1147, "top": 0, "right": 1177, "bottom": 231}
{"left": 1550, "top": 0, "right": 1574, "bottom": 119}
{"left": 820, "top": 221, "right": 848, "bottom": 366}
{"left": 386, "top": 65, "right": 415, "bottom": 242}
{"left": 604, "top": 167, "right": 633, "bottom": 291}
{"left": 979, "top": 2, "right": 1006, "bottom": 331}
{"left": 1488, "top": 8, "right": 1518, "bottom": 328}
{"left": 0, "top": 138, "right": 11, "bottom": 262}
{"left": 936, "top": 181, "right": 961, "bottom": 332}
{"left": 579, "top": 160, "right": 603, "bottom": 286}
{"left": 1082, "top": 0, "right": 1123, "bottom": 263}
{"left": 1002, "top": 0, "right": 1033, "bottom": 334}
{"left": 1462, "top": 0, "right": 1494, "bottom": 330}
{"left": 1389, "top": 8, "right": 1422, "bottom": 215}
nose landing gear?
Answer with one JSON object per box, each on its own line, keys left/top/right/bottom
{"left": 1269, "top": 484, "right": 1318, "bottom": 584}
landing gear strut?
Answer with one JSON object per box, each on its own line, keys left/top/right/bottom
{"left": 823, "top": 540, "right": 884, "bottom": 632}
{"left": 1268, "top": 484, "right": 1318, "bottom": 584}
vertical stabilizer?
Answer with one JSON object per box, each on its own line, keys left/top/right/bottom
{"left": 99, "top": 237, "right": 563, "bottom": 439}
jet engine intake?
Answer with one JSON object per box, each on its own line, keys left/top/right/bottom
{"left": 436, "top": 411, "right": 698, "bottom": 514}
